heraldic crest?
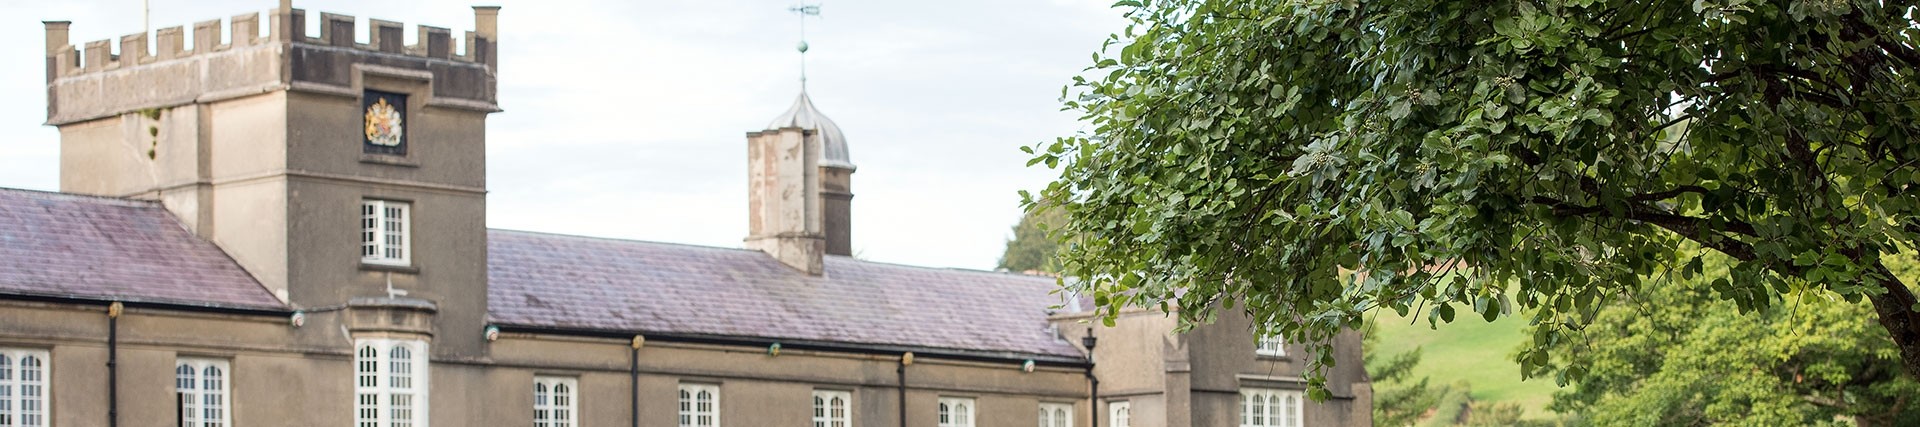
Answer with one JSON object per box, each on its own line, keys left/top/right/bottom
{"left": 365, "top": 98, "right": 404, "bottom": 147}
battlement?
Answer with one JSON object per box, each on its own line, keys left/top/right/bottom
{"left": 43, "top": 5, "right": 500, "bottom": 126}
{"left": 46, "top": 8, "right": 498, "bottom": 78}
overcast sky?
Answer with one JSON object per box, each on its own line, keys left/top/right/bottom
{"left": 0, "top": 0, "right": 1123, "bottom": 270}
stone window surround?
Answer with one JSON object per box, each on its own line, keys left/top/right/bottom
{"left": 354, "top": 64, "right": 432, "bottom": 165}
{"left": 361, "top": 199, "right": 413, "bottom": 267}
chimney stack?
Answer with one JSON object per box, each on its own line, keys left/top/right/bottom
{"left": 744, "top": 126, "right": 827, "bottom": 274}
{"left": 749, "top": 92, "right": 854, "bottom": 273}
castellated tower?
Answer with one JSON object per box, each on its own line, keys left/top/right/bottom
{"left": 42, "top": 4, "right": 500, "bottom": 358}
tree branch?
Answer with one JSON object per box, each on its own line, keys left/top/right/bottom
{"left": 1626, "top": 185, "right": 1710, "bottom": 202}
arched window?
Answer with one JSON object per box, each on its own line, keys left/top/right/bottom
{"left": 1038, "top": 403, "right": 1071, "bottom": 427}
{"left": 811, "top": 390, "right": 850, "bottom": 427}
{"left": 354, "top": 339, "right": 428, "bottom": 427}
{"left": 937, "top": 397, "right": 974, "bottom": 427}
{"left": 1239, "top": 388, "right": 1304, "bottom": 427}
{"left": 1110, "top": 401, "right": 1132, "bottom": 427}
{"left": 389, "top": 346, "right": 415, "bottom": 427}
{"left": 177, "top": 364, "right": 199, "bottom": 426}
{"left": 534, "top": 376, "right": 576, "bottom": 427}
{"left": 678, "top": 383, "right": 718, "bottom": 426}
{"left": 202, "top": 364, "right": 226, "bottom": 426}
{"left": 1, "top": 349, "right": 49, "bottom": 427}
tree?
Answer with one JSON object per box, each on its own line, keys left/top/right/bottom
{"left": 1363, "top": 325, "right": 1442, "bottom": 427}
{"left": 1027, "top": 0, "right": 1920, "bottom": 395}
{"left": 998, "top": 207, "right": 1068, "bottom": 274}
{"left": 1545, "top": 253, "right": 1920, "bottom": 426}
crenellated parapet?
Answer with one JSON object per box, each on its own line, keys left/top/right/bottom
{"left": 43, "top": 5, "right": 500, "bottom": 126}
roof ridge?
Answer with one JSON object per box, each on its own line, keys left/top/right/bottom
{"left": 487, "top": 228, "right": 760, "bottom": 254}
{"left": 0, "top": 186, "right": 161, "bottom": 207}
{"left": 489, "top": 228, "right": 1054, "bottom": 279}
{"left": 824, "top": 255, "right": 1058, "bottom": 280}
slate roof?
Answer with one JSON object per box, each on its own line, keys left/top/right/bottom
{"left": 0, "top": 188, "right": 283, "bottom": 310}
{"left": 487, "top": 229, "right": 1084, "bottom": 360}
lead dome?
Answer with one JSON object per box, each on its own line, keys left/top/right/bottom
{"left": 766, "top": 92, "right": 854, "bottom": 170}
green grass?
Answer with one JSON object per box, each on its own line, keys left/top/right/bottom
{"left": 1369, "top": 307, "right": 1565, "bottom": 420}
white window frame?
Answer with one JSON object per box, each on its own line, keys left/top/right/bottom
{"left": 1037, "top": 402, "right": 1071, "bottom": 427}
{"left": 677, "top": 383, "right": 719, "bottom": 427}
{"left": 1255, "top": 333, "right": 1287, "bottom": 357}
{"left": 361, "top": 200, "right": 412, "bottom": 266}
{"left": 1239, "top": 388, "right": 1303, "bottom": 427}
{"left": 811, "top": 390, "right": 850, "bottom": 427}
{"left": 176, "top": 357, "right": 231, "bottom": 427}
{"left": 0, "top": 348, "right": 50, "bottom": 427}
{"left": 936, "top": 397, "right": 974, "bottom": 427}
{"left": 534, "top": 376, "right": 578, "bottom": 427}
{"left": 355, "top": 338, "right": 429, "bottom": 427}
{"left": 1110, "top": 401, "right": 1131, "bottom": 427}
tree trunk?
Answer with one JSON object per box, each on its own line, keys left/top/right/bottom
{"left": 1865, "top": 264, "right": 1920, "bottom": 379}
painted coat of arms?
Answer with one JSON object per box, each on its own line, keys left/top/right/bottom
{"left": 364, "top": 98, "right": 405, "bottom": 147}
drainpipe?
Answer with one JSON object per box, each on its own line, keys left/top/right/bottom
{"left": 1083, "top": 328, "right": 1099, "bottom": 427}
{"left": 108, "top": 301, "right": 123, "bottom": 427}
{"left": 899, "top": 352, "right": 913, "bottom": 427}
{"left": 641, "top": 334, "right": 656, "bottom": 427}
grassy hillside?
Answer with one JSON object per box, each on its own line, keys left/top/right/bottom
{"left": 1369, "top": 307, "right": 1565, "bottom": 420}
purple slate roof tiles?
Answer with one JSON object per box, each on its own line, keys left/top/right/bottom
{"left": 487, "top": 229, "right": 1085, "bottom": 360}
{"left": 0, "top": 187, "right": 1081, "bottom": 359}
{"left": 0, "top": 188, "right": 282, "bottom": 309}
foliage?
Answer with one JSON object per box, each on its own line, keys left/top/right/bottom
{"left": 1421, "top": 381, "right": 1473, "bottom": 427}
{"left": 1365, "top": 324, "right": 1442, "bottom": 427}
{"left": 1465, "top": 401, "right": 1527, "bottom": 427}
{"left": 1029, "top": 0, "right": 1920, "bottom": 394}
{"left": 997, "top": 206, "right": 1068, "bottom": 274}
{"left": 1544, "top": 253, "right": 1920, "bottom": 426}
{"left": 1370, "top": 287, "right": 1562, "bottom": 416}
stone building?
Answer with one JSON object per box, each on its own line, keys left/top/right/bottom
{"left": 0, "top": 3, "right": 1370, "bottom": 427}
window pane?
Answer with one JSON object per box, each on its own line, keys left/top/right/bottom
{"left": 357, "top": 393, "right": 379, "bottom": 426}
{"left": 390, "top": 346, "right": 412, "bottom": 390}
{"left": 1252, "top": 393, "right": 1266, "bottom": 426}
{"left": 204, "top": 365, "right": 226, "bottom": 427}
{"left": 392, "top": 393, "right": 414, "bottom": 427}
{"left": 1284, "top": 394, "right": 1299, "bottom": 427}
{"left": 1, "top": 354, "right": 11, "bottom": 425}
{"left": 20, "top": 355, "right": 42, "bottom": 427}
{"left": 357, "top": 346, "right": 379, "bottom": 388}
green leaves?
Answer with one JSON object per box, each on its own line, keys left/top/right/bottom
{"left": 1034, "top": 0, "right": 1920, "bottom": 397}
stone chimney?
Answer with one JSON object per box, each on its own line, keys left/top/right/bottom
{"left": 748, "top": 92, "right": 855, "bottom": 273}
{"left": 745, "top": 126, "right": 826, "bottom": 274}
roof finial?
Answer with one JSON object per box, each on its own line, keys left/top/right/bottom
{"left": 789, "top": 3, "right": 822, "bottom": 92}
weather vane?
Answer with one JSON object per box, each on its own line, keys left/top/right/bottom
{"left": 790, "top": 3, "right": 822, "bottom": 91}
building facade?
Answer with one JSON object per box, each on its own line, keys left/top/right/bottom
{"left": 0, "top": 4, "right": 1370, "bottom": 426}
